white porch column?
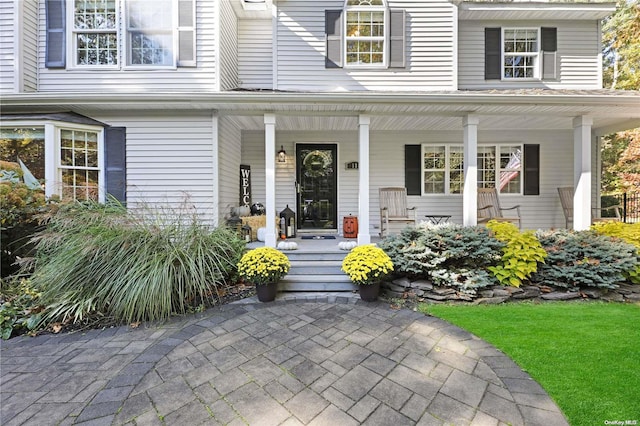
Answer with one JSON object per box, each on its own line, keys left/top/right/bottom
{"left": 358, "top": 115, "right": 371, "bottom": 245}
{"left": 573, "top": 115, "right": 593, "bottom": 231}
{"left": 264, "top": 113, "right": 277, "bottom": 247}
{"left": 463, "top": 115, "right": 479, "bottom": 226}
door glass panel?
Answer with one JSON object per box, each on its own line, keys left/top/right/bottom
{"left": 296, "top": 144, "right": 337, "bottom": 230}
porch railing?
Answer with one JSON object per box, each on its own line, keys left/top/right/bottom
{"left": 604, "top": 193, "right": 640, "bottom": 223}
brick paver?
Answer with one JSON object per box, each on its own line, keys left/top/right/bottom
{"left": 0, "top": 297, "right": 569, "bottom": 425}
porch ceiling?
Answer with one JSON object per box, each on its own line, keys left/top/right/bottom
{"left": 2, "top": 90, "right": 640, "bottom": 135}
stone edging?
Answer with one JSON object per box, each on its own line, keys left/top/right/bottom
{"left": 383, "top": 278, "right": 640, "bottom": 304}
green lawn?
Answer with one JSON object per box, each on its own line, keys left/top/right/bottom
{"left": 422, "top": 301, "right": 640, "bottom": 426}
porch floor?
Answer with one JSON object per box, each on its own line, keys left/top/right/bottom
{"left": 247, "top": 235, "right": 382, "bottom": 251}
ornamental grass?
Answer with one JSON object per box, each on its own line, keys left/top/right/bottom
{"left": 24, "top": 199, "right": 245, "bottom": 325}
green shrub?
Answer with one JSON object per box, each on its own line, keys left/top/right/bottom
{"left": 25, "top": 200, "right": 246, "bottom": 325}
{"left": 1, "top": 160, "right": 50, "bottom": 277}
{"left": 532, "top": 229, "right": 639, "bottom": 289}
{"left": 486, "top": 220, "right": 547, "bottom": 287}
{"left": 379, "top": 223, "right": 504, "bottom": 294}
{"left": 0, "top": 278, "right": 45, "bottom": 339}
{"left": 591, "top": 221, "right": 640, "bottom": 284}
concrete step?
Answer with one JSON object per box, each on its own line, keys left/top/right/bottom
{"left": 284, "top": 251, "right": 347, "bottom": 262}
{"left": 280, "top": 250, "right": 353, "bottom": 292}
{"left": 289, "top": 260, "right": 343, "bottom": 275}
{"left": 279, "top": 277, "right": 357, "bottom": 292}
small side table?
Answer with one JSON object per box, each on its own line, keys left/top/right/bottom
{"left": 424, "top": 215, "right": 451, "bottom": 224}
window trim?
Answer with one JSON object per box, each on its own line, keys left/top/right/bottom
{"left": 124, "top": 0, "right": 177, "bottom": 69}
{"left": 343, "top": 0, "right": 388, "bottom": 69}
{"left": 67, "top": 0, "right": 120, "bottom": 69}
{"left": 501, "top": 27, "right": 541, "bottom": 81}
{"left": 57, "top": 126, "right": 105, "bottom": 202}
{"left": 66, "top": 0, "right": 181, "bottom": 70}
{"left": 1, "top": 120, "right": 105, "bottom": 202}
{"left": 421, "top": 143, "right": 523, "bottom": 196}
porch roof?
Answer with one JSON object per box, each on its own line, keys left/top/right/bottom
{"left": 2, "top": 89, "right": 639, "bottom": 135}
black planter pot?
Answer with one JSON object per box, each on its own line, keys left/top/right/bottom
{"left": 256, "top": 282, "right": 278, "bottom": 302}
{"left": 358, "top": 281, "right": 381, "bottom": 302}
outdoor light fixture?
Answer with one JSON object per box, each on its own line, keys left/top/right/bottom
{"left": 278, "top": 145, "right": 287, "bottom": 162}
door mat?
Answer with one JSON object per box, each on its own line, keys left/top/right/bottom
{"left": 300, "top": 235, "right": 337, "bottom": 240}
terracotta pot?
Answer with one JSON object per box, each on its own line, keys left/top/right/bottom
{"left": 358, "top": 281, "right": 381, "bottom": 302}
{"left": 256, "top": 282, "right": 278, "bottom": 302}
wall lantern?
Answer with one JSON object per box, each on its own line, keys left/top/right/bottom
{"left": 277, "top": 145, "right": 287, "bottom": 163}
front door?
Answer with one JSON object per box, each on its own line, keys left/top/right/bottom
{"left": 296, "top": 144, "right": 338, "bottom": 231}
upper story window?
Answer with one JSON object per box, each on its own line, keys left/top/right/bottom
{"left": 485, "top": 27, "right": 557, "bottom": 81}
{"left": 127, "top": 0, "right": 173, "bottom": 66}
{"left": 73, "top": 0, "right": 118, "bottom": 66}
{"left": 51, "top": 0, "right": 195, "bottom": 69}
{"left": 503, "top": 28, "right": 539, "bottom": 79}
{"left": 345, "top": 0, "right": 387, "bottom": 67}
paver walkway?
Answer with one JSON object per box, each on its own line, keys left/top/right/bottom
{"left": 1, "top": 296, "right": 569, "bottom": 426}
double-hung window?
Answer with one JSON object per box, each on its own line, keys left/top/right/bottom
{"left": 502, "top": 28, "right": 539, "bottom": 79}
{"left": 60, "top": 129, "right": 101, "bottom": 201}
{"left": 72, "top": 0, "right": 118, "bottom": 66}
{"left": 422, "top": 144, "right": 522, "bottom": 195}
{"left": 127, "top": 0, "right": 173, "bottom": 66}
{"left": 65, "top": 0, "right": 195, "bottom": 69}
{"left": 345, "top": 0, "right": 387, "bottom": 67}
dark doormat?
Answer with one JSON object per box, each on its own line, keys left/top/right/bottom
{"left": 300, "top": 235, "right": 337, "bottom": 240}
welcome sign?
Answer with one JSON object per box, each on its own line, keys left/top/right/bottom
{"left": 240, "top": 165, "right": 251, "bottom": 207}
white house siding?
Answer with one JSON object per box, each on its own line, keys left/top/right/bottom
{"left": 238, "top": 19, "right": 273, "bottom": 89}
{"left": 218, "top": 115, "right": 242, "bottom": 220}
{"left": 36, "top": 1, "right": 218, "bottom": 92}
{"left": 275, "top": 0, "right": 456, "bottom": 91}
{"left": 219, "top": 0, "right": 239, "bottom": 90}
{"left": 21, "top": 0, "right": 38, "bottom": 92}
{"left": 240, "top": 127, "right": 575, "bottom": 235}
{"left": 0, "top": 0, "right": 15, "bottom": 93}
{"left": 458, "top": 20, "right": 601, "bottom": 90}
{"left": 93, "top": 112, "right": 217, "bottom": 224}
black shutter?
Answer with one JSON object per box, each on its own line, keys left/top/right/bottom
{"left": 45, "top": 0, "right": 66, "bottom": 68}
{"left": 389, "top": 9, "right": 406, "bottom": 68}
{"left": 541, "top": 27, "right": 557, "bottom": 52}
{"left": 484, "top": 28, "right": 501, "bottom": 80}
{"left": 105, "top": 127, "right": 127, "bottom": 203}
{"left": 405, "top": 145, "right": 421, "bottom": 196}
{"left": 325, "top": 10, "right": 343, "bottom": 68}
{"left": 541, "top": 27, "right": 557, "bottom": 80}
{"left": 523, "top": 144, "right": 540, "bottom": 196}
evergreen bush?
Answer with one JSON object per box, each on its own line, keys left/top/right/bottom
{"left": 591, "top": 221, "right": 640, "bottom": 284}
{"left": 379, "top": 223, "right": 504, "bottom": 294}
{"left": 532, "top": 229, "right": 638, "bottom": 289}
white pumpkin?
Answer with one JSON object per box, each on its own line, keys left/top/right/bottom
{"left": 277, "top": 241, "right": 298, "bottom": 250}
{"left": 338, "top": 241, "right": 358, "bottom": 251}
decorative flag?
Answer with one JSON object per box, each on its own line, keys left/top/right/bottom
{"left": 499, "top": 150, "right": 521, "bottom": 191}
